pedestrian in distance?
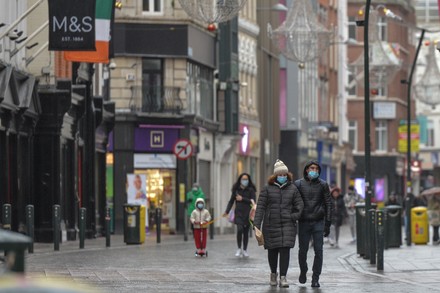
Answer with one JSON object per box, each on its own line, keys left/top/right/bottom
{"left": 186, "top": 183, "right": 206, "bottom": 232}
{"left": 344, "top": 185, "right": 363, "bottom": 243}
{"left": 385, "top": 191, "right": 399, "bottom": 206}
{"left": 427, "top": 195, "right": 440, "bottom": 245}
{"left": 223, "top": 172, "right": 257, "bottom": 258}
{"left": 328, "top": 187, "right": 347, "bottom": 248}
{"left": 295, "top": 160, "right": 332, "bottom": 288}
{"left": 253, "top": 159, "right": 304, "bottom": 288}
{"left": 190, "top": 198, "right": 211, "bottom": 256}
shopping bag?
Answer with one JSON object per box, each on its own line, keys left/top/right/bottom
{"left": 249, "top": 199, "right": 256, "bottom": 221}
{"left": 228, "top": 209, "right": 235, "bottom": 223}
{"left": 254, "top": 227, "right": 264, "bottom": 246}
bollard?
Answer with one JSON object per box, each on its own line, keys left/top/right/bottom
{"left": 155, "top": 208, "right": 162, "bottom": 244}
{"left": 376, "top": 210, "right": 384, "bottom": 271}
{"left": 369, "top": 209, "right": 376, "bottom": 265}
{"left": 405, "top": 196, "right": 412, "bottom": 246}
{"left": 209, "top": 207, "right": 214, "bottom": 240}
{"left": 53, "top": 205, "right": 61, "bottom": 251}
{"left": 25, "top": 205, "right": 34, "bottom": 253}
{"left": 105, "top": 208, "right": 111, "bottom": 247}
{"left": 2, "top": 204, "right": 12, "bottom": 230}
{"left": 0, "top": 230, "right": 31, "bottom": 273}
{"left": 184, "top": 206, "right": 188, "bottom": 242}
{"left": 79, "top": 207, "right": 86, "bottom": 249}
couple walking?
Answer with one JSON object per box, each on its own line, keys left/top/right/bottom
{"left": 253, "top": 159, "right": 333, "bottom": 288}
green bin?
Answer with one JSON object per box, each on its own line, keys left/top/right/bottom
{"left": 384, "top": 205, "right": 402, "bottom": 248}
{"left": 123, "top": 204, "right": 146, "bottom": 244}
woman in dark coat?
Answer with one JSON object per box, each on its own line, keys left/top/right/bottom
{"left": 253, "top": 160, "right": 304, "bottom": 288}
{"left": 224, "top": 173, "right": 256, "bottom": 258}
{"left": 329, "top": 187, "right": 347, "bottom": 247}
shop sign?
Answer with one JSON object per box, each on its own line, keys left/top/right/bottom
{"left": 134, "top": 127, "right": 179, "bottom": 152}
{"left": 134, "top": 154, "right": 176, "bottom": 168}
{"left": 239, "top": 124, "right": 250, "bottom": 155}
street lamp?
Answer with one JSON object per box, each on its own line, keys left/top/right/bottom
{"left": 177, "top": 0, "right": 247, "bottom": 25}
{"left": 267, "top": 0, "right": 332, "bottom": 65}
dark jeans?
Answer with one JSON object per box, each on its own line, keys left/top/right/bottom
{"left": 268, "top": 247, "right": 291, "bottom": 276}
{"left": 236, "top": 224, "right": 250, "bottom": 250}
{"left": 298, "top": 220, "right": 324, "bottom": 280}
{"left": 433, "top": 225, "right": 439, "bottom": 242}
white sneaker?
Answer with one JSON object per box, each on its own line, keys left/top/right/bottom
{"left": 235, "top": 248, "right": 242, "bottom": 257}
{"left": 242, "top": 250, "right": 249, "bottom": 257}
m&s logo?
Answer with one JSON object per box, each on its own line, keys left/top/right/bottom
{"left": 52, "top": 16, "right": 93, "bottom": 33}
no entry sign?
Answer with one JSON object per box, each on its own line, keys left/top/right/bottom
{"left": 173, "top": 139, "right": 193, "bottom": 160}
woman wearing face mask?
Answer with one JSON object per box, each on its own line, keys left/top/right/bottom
{"left": 223, "top": 173, "right": 257, "bottom": 257}
{"left": 253, "top": 160, "right": 304, "bottom": 288}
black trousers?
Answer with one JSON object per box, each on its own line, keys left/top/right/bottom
{"left": 268, "top": 247, "right": 291, "bottom": 276}
{"left": 236, "top": 224, "right": 250, "bottom": 250}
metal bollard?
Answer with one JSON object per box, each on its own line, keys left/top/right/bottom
{"left": 183, "top": 206, "right": 188, "bottom": 242}
{"left": 53, "top": 205, "right": 61, "bottom": 251}
{"left": 26, "top": 205, "right": 34, "bottom": 253}
{"left": 376, "top": 210, "right": 384, "bottom": 271}
{"left": 369, "top": 209, "right": 376, "bottom": 265}
{"left": 105, "top": 208, "right": 111, "bottom": 247}
{"left": 209, "top": 207, "right": 214, "bottom": 240}
{"left": 2, "top": 204, "right": 11, "bottom": 230}
{"left": 155, "top": 208, "right": 162, "bottom": 244}
{"left": 405, "top": 196, "right": 412, "bottom": 246}
{"left": 79, "top": 207, "right": 86, "bottom": 249}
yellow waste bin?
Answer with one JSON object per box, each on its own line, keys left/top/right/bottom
{"left": 123, "top": 204, "right": 146, "bottom": 244}
{"left": 411, "top": 207, "right": 429, "bottom": 244}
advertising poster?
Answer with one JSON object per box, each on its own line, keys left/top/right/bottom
{"left": 162, "top": 176, "right": 173, "bottom": 219}
{"left": 126, "top": 174, "right": 149, "bottom": 227}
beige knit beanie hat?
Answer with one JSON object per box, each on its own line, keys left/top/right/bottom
{"left": 273, "top": 159, "right": 288, "bottom": 175}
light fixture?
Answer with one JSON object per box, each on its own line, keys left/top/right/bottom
{"left": 177, "top": 0, "right": 247, "bottom": 24}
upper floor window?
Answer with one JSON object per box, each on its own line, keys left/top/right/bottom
{"left": 186, "top": 62, "right": 214, "bottom": 120}
{"left": 348, "top": 120, "right": 358, "bottom": 151}
{"left": 348, "top": 16, "right": 357, "bottom": 40}
{"left": 375, "top": 120, "right": 387, "bottom": 151}
{"left": 143, "top": 0, "right": 163, "bottom": 14}
{"left": 377, "top": 17, "right": 387, "bottom": 41}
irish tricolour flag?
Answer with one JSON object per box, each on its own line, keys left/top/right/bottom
{"left": 64, "top": 0, "right": 114, "bottom": 63}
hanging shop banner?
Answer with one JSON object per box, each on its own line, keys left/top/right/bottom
{"left": 48, "top": 0, "right": 96, "bottom": 51}
{"left": 64, "top": 0, "right": 116, "bottom": 63}
{"left": 398, "top": 121, "right": 420, "bottom": 153}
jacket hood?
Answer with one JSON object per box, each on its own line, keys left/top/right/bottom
{"left": 303, "top": 160, "right": 321, "bottom": 179}
{"left": 195, "top": 198, "right": 205, "bottom": 205}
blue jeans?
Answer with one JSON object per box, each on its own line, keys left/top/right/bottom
{"left": 298, "top": 220, "right": 324, "bottom": 280}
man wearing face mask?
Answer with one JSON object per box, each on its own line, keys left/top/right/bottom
{"left": 294, "top": 160, "right": 332, "bottom": 288}
{"left": 223, "top": 173, "right": 257, "bottom": 257}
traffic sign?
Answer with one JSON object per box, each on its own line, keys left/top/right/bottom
{"left": 173, "top": 139, "right": 193, "bottom": 160}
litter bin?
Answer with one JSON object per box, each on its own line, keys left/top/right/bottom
{"left": 123, "top": 204, "right": 146, "bottom": 244}
{"left": 355, "top": 202, "right": 377, "bottom": 256}
{"left": 355, "top": 203, "right": 366, "bottom": 256}
{"left": 385, "top": 205, "right": 402, "bottom": 248}
{"left": 411, "top": 206, "right": 429, "bottom": 244}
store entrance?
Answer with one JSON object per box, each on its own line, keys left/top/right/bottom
{"left": 134, "top": 169, "right": 176, "bottom": 233}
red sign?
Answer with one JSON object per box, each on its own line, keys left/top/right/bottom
{"left": 173, "top": 139, "right": 193, "bottom": 160}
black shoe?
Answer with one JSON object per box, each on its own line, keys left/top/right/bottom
{"left": 311, "top": 280, "right": 320, "bottom": 288}
{"left": 299, "top": 272, "right": 307, "bottom": 284}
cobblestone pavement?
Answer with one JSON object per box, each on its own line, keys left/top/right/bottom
{"left": 6, "top": 225, "right": 440, "bottom": 292}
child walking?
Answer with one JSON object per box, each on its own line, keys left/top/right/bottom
{"left": 190, "top": 198, "right": 211, "bottom": 256}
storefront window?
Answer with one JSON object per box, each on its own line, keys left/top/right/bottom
{"left": 134, "top": 169, "right": 176, "bottom": 232}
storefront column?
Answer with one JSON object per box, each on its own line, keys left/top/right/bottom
{"left": 34, "top": 86, "right": 71, "bottom": 242}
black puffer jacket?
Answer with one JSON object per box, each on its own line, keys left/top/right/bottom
{"left": 253, "top": 177, "right": 304, "bottom": 250}
{"left": 295, "top": 160, "right": 333, "bottom": 223}
{"left": 225, "top": 186, "right": 256, "bottom": 226}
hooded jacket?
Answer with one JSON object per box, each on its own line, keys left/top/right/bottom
{"left": 253, "top": 173, "right": 304, "bottom": 250}
{"left": 190, "top": 198, "right": 211, "bottom": 229}
{"left": 295, "top": 160, "right": 332, "bottom": 223}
